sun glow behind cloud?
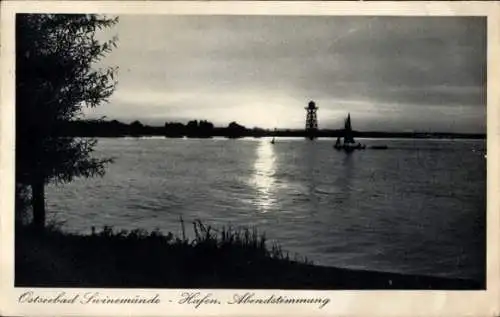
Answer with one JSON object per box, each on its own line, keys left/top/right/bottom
{"left": 86, "top": 15, "right": 486, "bottom": 133}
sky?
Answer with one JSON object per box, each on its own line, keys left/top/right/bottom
{"left": 86, "top": 15, "right": 486, "bottom": 133}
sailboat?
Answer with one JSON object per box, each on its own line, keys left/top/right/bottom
{"left": 334, "top": 113, "right": 366, "bottom": 151}
{"left": 270, "top": 128, "right": 276, "bottom": 144}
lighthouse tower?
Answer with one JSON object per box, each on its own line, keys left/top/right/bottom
{"left": 305, "top": 100, "right": 318, "bottom": 140}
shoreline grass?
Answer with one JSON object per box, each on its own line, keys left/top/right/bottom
{"left": 15, "top": 220, "right": 483, "bottom": 290}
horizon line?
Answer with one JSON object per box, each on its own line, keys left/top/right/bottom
{"left": 73, "top": 119, "right": 486, "bottom": 136}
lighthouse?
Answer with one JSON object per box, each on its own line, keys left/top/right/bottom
{"left": 305, "top": 100, "right": 318, "bottom": 140}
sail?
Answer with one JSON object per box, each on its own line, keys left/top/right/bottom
{"left": 335, "top": 136, "right": 341, "bottom": 146}
{"left": 343, "top": 113, "right": 355, "bottom": 144}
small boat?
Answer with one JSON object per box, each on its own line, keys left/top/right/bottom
{"left": 333, "top": 113, "right": 366, "bottom": 151}
{"left": 270, "top": 128, "right": 277, "bottom": 144}
{"left": 334, "top": 136, "right": 341, "bottom": 148}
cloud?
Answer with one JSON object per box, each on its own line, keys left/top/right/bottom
{"left": 89, "top": 15, "right": 486, "bottom": 133}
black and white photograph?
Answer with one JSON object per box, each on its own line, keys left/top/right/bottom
{"left": 1, "top": 1, "right": 499, "bottom": 316}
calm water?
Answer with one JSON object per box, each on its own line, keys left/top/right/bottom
{"left": 46, "top": 137, "right": 486, "bottom": 281}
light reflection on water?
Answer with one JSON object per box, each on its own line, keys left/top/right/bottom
{"left": 250, "top": 140, "right": 277, "bottom": 213}
{"left": 46, "top": 137, "right": 486, "bottom": 281}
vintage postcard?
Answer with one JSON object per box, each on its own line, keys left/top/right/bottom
{"left": 1, "top": 1, "right": 499, "bottom": 316}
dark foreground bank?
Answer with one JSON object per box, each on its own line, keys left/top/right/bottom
{"left": 15, "top": 223, "right": 483, "bottom": 290}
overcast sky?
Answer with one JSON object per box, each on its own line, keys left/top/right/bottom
{"left": 86, "top": 15, "right": 486, "bottom": 133}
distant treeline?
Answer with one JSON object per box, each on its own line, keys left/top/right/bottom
{"left": 55, "top": 119, "right": 486, "bottom": 139}
{"left": 58, "top": 120, "right": 250, "bottom": 138}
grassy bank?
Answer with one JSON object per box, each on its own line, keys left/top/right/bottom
{"left": 15, "top": 221, "right": 483, "bottom": 289}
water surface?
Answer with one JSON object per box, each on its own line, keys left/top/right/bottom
{"left": 47, "top": 137, "right": 486, "bottom": 281}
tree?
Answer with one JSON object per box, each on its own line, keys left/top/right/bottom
{"left": 228, "top": 121, "right": 245, "bottom": 130}
{"left": 130, "top": 120, "right": 144, "bottom": 136}
{"left": 186, "top": 120, "right": 199, "bottom": 129}
{"left": 227, "top": 121, "right": 246, "bottom": 138}
{"left": 16, "top": 14, "right": 119, "bottom": 230}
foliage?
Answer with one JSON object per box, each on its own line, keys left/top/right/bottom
{"left": 15, "top": 14, "right": 119, "bottom": 227}
{"left": 16, "top": 219, "right": 481, "bottom": 289}
{"left": 84, "top": 219, "right": 311, "bottom": 264}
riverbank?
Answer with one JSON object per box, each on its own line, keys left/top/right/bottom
{"left": 59, "top": 119, "right": 486, "bottom": 139}
{"left": 15, "top": 223, "right": 482, "bottom": 290}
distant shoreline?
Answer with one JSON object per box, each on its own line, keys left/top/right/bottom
{"left": 91, "top": 135, "right": 487, "bottom": 140}
{"left": 54, "top": 120, "right": 486, "bottom": 140}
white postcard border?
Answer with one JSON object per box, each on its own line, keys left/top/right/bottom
{"left": 1, "top": 1, "right": 499, "bottom": 317}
